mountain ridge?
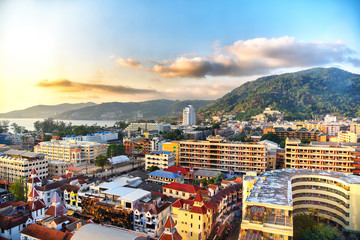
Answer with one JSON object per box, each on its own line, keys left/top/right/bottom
{"left": 199, "top": 67, "right": 360, "bottom": 120}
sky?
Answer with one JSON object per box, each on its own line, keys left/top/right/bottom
{"left": 0, "top": 0, "right": 359, "bottom": 113}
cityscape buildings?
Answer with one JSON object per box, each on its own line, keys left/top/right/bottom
{"left": 183, "top": 105, "right": 196, "bottom": 126}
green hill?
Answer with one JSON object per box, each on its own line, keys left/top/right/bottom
{"left": 57, "top": 99, "right": 213, "bottom": 120}
{"left": 199, "top": 68, "right": 360, "bottom": 120}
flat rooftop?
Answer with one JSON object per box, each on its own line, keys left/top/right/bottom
{"left": 246, "top": 169, "right": 360, "bottom": 207}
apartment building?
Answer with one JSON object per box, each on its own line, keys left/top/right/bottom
{"left": 241, "top": 169, "right": 360, "bottom": 240}
{"left": 34, "top": 139, "right": 107, "bottom": 164}
{"left": 145, "top": 151, "right": 175, "bottom": 170}
{"left": 0, "top": 150, "right": 48, "bottom": 182}
{"left": 179, "top": 136, "right": 268, "bottom": 175}
{"left": 285, "top": 139, "right": 360, "bottom": 174}
{"left": 338, "top": 131, "right": 358, "bottom": 143}
{"left": 183, "top": 105, "right": 196, "bottom": 126}
{"left": 162, "top": 141, "right": 180, "bottom": 165}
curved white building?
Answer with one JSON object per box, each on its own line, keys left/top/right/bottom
{"left": 241, "top": 169, "right": 360, "bottom": 240}
{"left": 182, "top": 105, "right": 196, "bottom": 126}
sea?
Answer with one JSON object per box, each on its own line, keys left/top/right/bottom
{"left": 0, "top": 118, "right": 118, "bottom": 132}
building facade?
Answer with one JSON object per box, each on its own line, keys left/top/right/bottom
{"left": 171, "top": 192, "right": 213, "bottom": 240}
{"left": 179, "top": 136, "right": 268, "bottom": 175}
{"left": 285, "top": 139, "right": 359, "bottom": 174}
{"left": 162, "top": 141, "right": 180, "bottom": 166}
{"left": 241, "top": 169, "right": 360, "bottom": 240}
{"left": 183, "top": 105, "right": 196, "bottom": 126}
{"left": 0, "top": 150, "right": 48, "bottom": 182}
{"left": 34, "top": 139, "right": 107, "bottom": 164}
{"left": 145, "top": 151, "right": 175, "bottom": 170}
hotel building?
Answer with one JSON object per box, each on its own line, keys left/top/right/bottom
{"left": 0, "top": 150, "right": 48, "bottom": 182}
{"left": 179, "top": 136, "right": 269, "bottom": 175}
{"left": 285, "top": 139, "right": 360, "bottom": 174}
{"left": 34, "top": 139, "right": 107, "bottom": 164}
{"left": 241, "top": 169, "right": 360, "bottom": 240}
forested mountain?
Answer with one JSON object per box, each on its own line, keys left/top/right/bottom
{"left": 0, "top": 102, "right": 96, "bottom": 118}
{"left": 199, "top": 68, "right": 360, "bottom": 120}
{"left": 57, "top": 99, "right": 212, "bottom": 120}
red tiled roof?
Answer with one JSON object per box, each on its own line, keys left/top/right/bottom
{"left": 27, "top": 176, "right": 41, "bottom": 183}
{"left": 59, "top": 184, "right": 80, "bottom": 193}
{"left": 0, "top": 214, "right": 29, "bottom": 230}
{"left": 193, "top": 191, "right": 203, "bottom": 202}
{"left": 164, "top": 166, "right": 189, "bottom": 175}
{"left": 21, "top": 223, "right": 73, "bottom": 240}
{"left": 163, "top": 182, "right": 200, "bottom": 194}
{"left": 164, "top": 216, "right": 176, "bottom": 229}
{"left": 67, "top": 167, "right": 81, "bottom": 171}
{"left": 31, "top": 169, "right": 37, "bottom": 175}
{"left": 27, "top": 199, "right": 46, "bottom": 212}
{"left": 189, "top": 205, "right": 208, "bottom": 214}
{"left": 46, "top": 204, "right": 68, "bottom": 217}
{"left": 29, "top": 188, "right": 39, "bottom": 198}
{"left": 171, "top": 199, "right": 194, "bottom": 209}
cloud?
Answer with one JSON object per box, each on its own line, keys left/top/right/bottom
{"left": 115, "top": 36, "right": 360, "bottom": 78}
{"left": 36, "top": 79, "right": 158, "bottom": 94}
{"left": 115, "top": 58, "right": 142, "bottom": 69}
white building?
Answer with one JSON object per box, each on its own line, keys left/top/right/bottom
{"left": 324, "top": 114, "right": 337, "bottom": 123}
{"left": 63, "top": 131, "right": 118, "bottom": 143}
{"left": 145, "top": 151, "right": 175, "bottom": 170}
{"left": 183, "top": 105, "right": 196, "bottom": 126}
{"left": 0, "top": 150, "right": 48, "bottom": 182}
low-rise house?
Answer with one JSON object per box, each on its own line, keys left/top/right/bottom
{"left": 193, "top": 170, "right": 221, "bottom": 180}
{"left": 162, "top": 183, "right": 200, "bottom": 200}
{"left": 164, "top": 166, "right": 193, "bottom": 181}
{"left": 41, "top": 215, "right": 83, "bottom": 231}
{"left": 59, "top": 184, "right": 81, "bottom": 211}
{"left": 79, "top": 181, "right": 151, "bottom": 211}
{"left": 208, "top": 183, "right": 242, "bottom": 220}
{"left": 0, "top": 202, "right": 33, "bottom": 240}
{"left": 147, "top": 170, "right": 184, "bottom": 185}
{"left": 133, "top": 199, "right": 171, "bottom": 237}
{"left": 45, "top": 192, "right": 68, "bottom": 218}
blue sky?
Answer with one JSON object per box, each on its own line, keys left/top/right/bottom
{"left": 0, "top": 0, "right": 359, "bottom": 112}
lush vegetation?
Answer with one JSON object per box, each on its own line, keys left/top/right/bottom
{"left": 294, "top": 208, "right": 341, "bottom": 240}
{"left": 162, "top": 129, "right": 185, "bottom": 140}
{"left": 33, "top": 118, "right": 105, "bottom": 136}
{"left": 9, "top": 177, "right": 27, "bottom": 202}
{"left": 0, "top": 120, "right": 10, "bottom": 133}
{"left": 107, "top": 144, "right": 126, "bottom": 158}
{"left": 193, "top": 173, "right": 224, "bottom": 186}
{"left": 146, "top": 165, "right": 160, "bottom": 172}
{"left": 94, "top": 155, "right": 109, "bottom": 170}
{"left": 200, "top": 68, "right": 360, "bottom": 120}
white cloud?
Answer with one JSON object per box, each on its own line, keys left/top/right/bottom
{"left": 115, "top": 36, "right": 360, "bottom": 78}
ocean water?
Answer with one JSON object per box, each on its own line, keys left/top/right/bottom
{"left": 0, "top": 118, "right": 118, "bottom": 132}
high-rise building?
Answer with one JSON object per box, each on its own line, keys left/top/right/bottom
{"left": 183, "top": 105, "right": 196, "bottom": 126}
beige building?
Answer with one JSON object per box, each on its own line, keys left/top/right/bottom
{"left": 34, "top": 139, "right": 107, "bottom": 165}
{"left": 350, "top": 123, "right": 360, "bottom": 137}
{"left": 285, "top": 139, "right": 359, "bottom": 174}
{"left": 0, "top": 150, "right": 48, "bottom": 182}
{"left": 338, "top": 131, "right": 358, "bottom": 143}
{"left": 48, "top": 161, "right": 71, "bottom": 177}
{"left": 241, "top": 169, "right": 360, "bottom": 240}
{"left": 145, "top": 151, "right": 175, "bottom": 170}
{"left": 179, "top": 136, "right": 269, "bottom": 175}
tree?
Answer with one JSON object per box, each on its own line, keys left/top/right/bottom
{"left": 9, "top": 177, "right": 27, "bottom": 202}
{"left": 94, "top": 155, "right": 109, "bottom": 170}
{"left": 260, "top": 133, "right": 281, "bottom": 144}
{"left": 0, "top": 120, "right": 10, "bottom": 133}
{"left": 43, "top": 134, "right": 52, "bottom": 141}
{"left": 147, "top": 165, "right": 160, "bottom": 172}
{"left": 107, "top": 144, "right": 125, "bottom": 158}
